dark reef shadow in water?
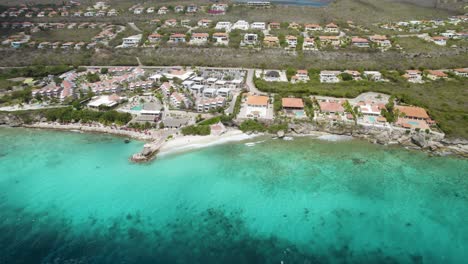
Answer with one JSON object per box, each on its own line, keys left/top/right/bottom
{"left": 0, "top": 204, "right": 429, "bottom": 264}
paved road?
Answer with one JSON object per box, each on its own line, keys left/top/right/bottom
{"left": 128, "top": 22, "right": 142, "bottom": 32}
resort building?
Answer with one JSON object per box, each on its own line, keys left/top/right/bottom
{"left": 250, "top": 22, "right": 266, "bottom": 30}
{"left": 170, "top": 92, "right": 191, "bottom": 109}
{"left": 198, "top": 19, "right": 212, "bottom": 28}
{"left": 369, "top": 35, "right": 392, "bottom": 48}
{"left": 432, "top": 36, "right": 448, "bottom": 46}
{"left": 196, "top": 97, "right": 226, "bottom": 112}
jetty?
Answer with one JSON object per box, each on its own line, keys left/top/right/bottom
{"left": 131, "top": 137, "right": 166, "bottom": 162}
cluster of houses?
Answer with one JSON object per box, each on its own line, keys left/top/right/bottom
{"left": 128, "top": 3, "right": 229, "bottom": 16}
{"left": 1, "top": 22, "right": 122, "bottom": 49}
{"left": 113, "top": 19, "right": 399, "bottom": 51}
{"left": 238, "top": 92, "right": 436, "bottom": 132}
{"left": 256, "top": 68, "right": 468, "bottom": 84}
{"left": 378, "top": 15, "right": 468, "bottom": 33}
{"left": 83, "top": 67, "right": 147, "bottom": 94}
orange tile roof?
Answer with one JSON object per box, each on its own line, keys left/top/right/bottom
{"left": 427, "top": 70, "right": 447, "bottom": 77}
{"left": 247, "top": 95, "right": 268, "bottom": 106}
{"left": 282, "top": 98, "right": 304, "bottom": 108}
{"left": 396, "top": 106, "right": 429, "bottom": 119}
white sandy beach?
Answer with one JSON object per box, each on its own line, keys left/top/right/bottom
{"left": 158, "top": 129, "right": 257, "bottom": 156}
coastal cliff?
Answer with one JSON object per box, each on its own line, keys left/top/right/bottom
{"left": 288, "top": 120, "right": 468, "bottom": 157}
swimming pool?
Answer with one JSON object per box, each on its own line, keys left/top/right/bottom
{"left": 368, "top": 116, "right": 376, "bottom": 123}
{"left": 295, "top": 111, "right": 305, "bottom": 117}
{"left": 131, "top": 105, "right": 143, "bottom": 111}
{"left": 408, "top": 120, "right": 419, "bottom": 126}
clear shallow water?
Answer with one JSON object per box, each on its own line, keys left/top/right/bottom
{"left": 0, "top": 128, "right": 467, "bottom": 264}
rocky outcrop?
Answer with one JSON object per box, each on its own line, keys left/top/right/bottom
{"left": 0, "top": 112, "right": 25, "bottom": 127}
{"left": 288, "top": 120, "right": 467, "bottom": 158}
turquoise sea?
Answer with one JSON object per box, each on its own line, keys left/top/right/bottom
{"left": 0, "top": 128, "right": 467, "bottom": 264}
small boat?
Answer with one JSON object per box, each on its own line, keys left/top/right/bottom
{"left": 245, "top": 142, "right": 255, "bottom": 147}
{"left": 124, "top": 139, "right": 131, "bottom": 144}
{"left": 283, "top": 137, "right": 294, "bottom": 141}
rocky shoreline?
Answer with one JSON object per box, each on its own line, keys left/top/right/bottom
{"left": 287, "top": 121, "right": 468, "bottom": 158}
{"left": 1, "top": 111, "right": 467, "bottom": 158}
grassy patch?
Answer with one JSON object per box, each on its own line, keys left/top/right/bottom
{"left": 31, "top": 28, "right": 101, "bottom": 42}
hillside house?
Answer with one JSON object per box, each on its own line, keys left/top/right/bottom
{"left": 324, "top": 23, "right": 339, "bottom": 33}
{"left": 426, "top": 70, "right": 448, "bottom": 80}
{"left": 198, "top": 19, "right": 212, "bottom": 28}
{"left": 169, "top": 33, "right": 186, "bottom": 44}
{"left": 190, "top": 33, "right": 209, "bottom": 45}
{"left": 213, "top": 32, "right": 229, "bottom": 46}
{"left": 305, "top": 24, "right": 322, "bottom": 31}
{"left": 403, "top": 70, "right": 423, "bottom": 83}
{"left": 302, "top": 38, "right": 317, "bottom": 51}
{"left": 352, "top": 37, "right": 370, "bottom": 48}
{"left": 263, "top": 36, "right": 279, "bottom": 47}
{"left": 320, "top": 71, "right": 341, "bottom": 83}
